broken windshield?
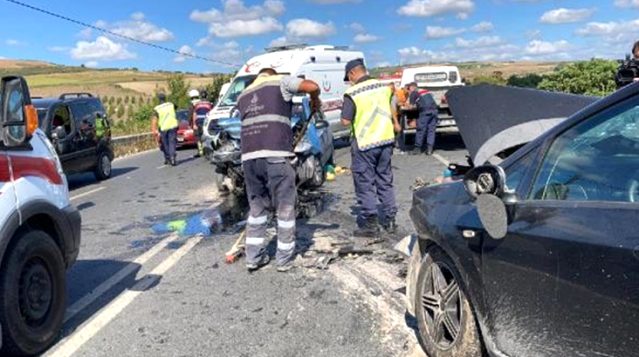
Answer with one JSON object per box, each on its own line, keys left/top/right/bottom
{"left": 219, "top": 75, "right": 256, "bottom": 107}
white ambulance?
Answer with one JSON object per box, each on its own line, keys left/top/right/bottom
{"left": 203, "top": 44, "right": 365, "bottom": 153}
{"left": 400, "top": 65, "right": 464, "bottom": 127}
{"left": 0, "top": 76, "right": 80, "bottom": 356}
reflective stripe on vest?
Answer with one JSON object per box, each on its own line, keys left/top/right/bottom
{"left": 238, "top": 75, "right": 293, "bottom": 161}
{"left": 154, "top": 102, "right": 178, "bottom": 131}
{"left": 345, "top": 79, "right": 395, "bottom": 151}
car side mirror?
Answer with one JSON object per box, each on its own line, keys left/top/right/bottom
{"left": 464, "top": 165, "right": 510, "bottom": 240}
{"left": 0, "top": 76, "right": 37, "bottom": 147}
{"left": 463, "top": 164, "right": 506, "bottom": 198}
{"left": 52, "top": 126, "right": 66, "bottom": 140}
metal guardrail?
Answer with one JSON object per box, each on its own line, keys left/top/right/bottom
{"left": 112, "top": 132, "right": 154, "bottom": 146}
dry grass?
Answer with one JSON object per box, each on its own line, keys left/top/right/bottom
{"left": 0, "top": 59, "right": 53, "bottom": 69}
{"left": 117, "top": 77, "right": 215, "bottom": 94}
{"left": 458, "top": 61, "right": 561, "bottom": 81}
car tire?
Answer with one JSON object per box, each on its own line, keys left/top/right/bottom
{"left": 0, "top": 230, "right": 66, "bottom": 356}
{"left": 414, "top": 247, "right": 482, "bottom": 357}
{"left": 94, "top": 150, "right": 112, "bottom": 181}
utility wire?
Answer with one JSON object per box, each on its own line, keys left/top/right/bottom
{"left": 4, "top": 0, "right": 240, "bottom": 67}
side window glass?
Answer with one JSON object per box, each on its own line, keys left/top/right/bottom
{"left": 52, "top": 106, "right": 73, "bottom": 136}
{"left": 503, "top": 148, "right": 537, "bottom": 196}
{"left": 530, "top": 99, "right": 639, "bottom": 203}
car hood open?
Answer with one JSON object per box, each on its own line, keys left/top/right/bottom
{"left": 446, "top": 84, "right": 598, "bottom": 165}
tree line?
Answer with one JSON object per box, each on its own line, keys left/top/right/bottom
{"left": 470, "top": 59, "right": 618, "bottom": 97}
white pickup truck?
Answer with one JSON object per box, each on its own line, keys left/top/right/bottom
{"left": 400, "top": 65, "right": 464, "bottom": 127}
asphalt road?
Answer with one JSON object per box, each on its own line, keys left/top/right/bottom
{"left": 43, "top": 131, "right": 468, "bottom": 357}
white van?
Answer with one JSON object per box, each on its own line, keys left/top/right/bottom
{"left": 400, "top": 65, "right": 464, "bottom": 127}
{"left": 203, "top": 44, "right": 364, "bottom": 153}
{"left": 215, "top": 82, "right": 230, "bottom": 107}
{"left": 0, "top": 76, "right": 80, "bottom": 356}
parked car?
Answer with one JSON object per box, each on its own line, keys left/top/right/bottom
{"left": 0, "top": 76, "right": 81, "bottom": 356}
{"left": 33, "top": 93, "right": 113, "bottom": 180}
{"left": 176, "top": 109, "right": 197, "bottom": 148}
{"left": 402, "top": 84, "right": 638, "bottom": 357}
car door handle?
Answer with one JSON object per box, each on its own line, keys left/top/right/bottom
{"left": 461, "top": 229, "right": 479, "bottom": 239}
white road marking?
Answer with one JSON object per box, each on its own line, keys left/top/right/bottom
{"left": 63, "top": 233, "right": 181, "bottom": 323}
{"left": 70, "top": 187, "right": 106, "bottom": 201}
{"left": 432, "top": 153, "right": 449, "bottom": 167}
{"left": 156, "top": 165, "right": 166, "bottom": 169}
{"left": 47, "top": 235, "right": 203, "bottom": 357}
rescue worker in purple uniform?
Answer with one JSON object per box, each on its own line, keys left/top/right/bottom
{"left": 407, "top": 82, "right": 438, "bottom": 155}
{"left": 237, "top": 68, "right": 321, "bottom": 272}
{"left": 341, "top": 59, "right": 401, "bottom": 238}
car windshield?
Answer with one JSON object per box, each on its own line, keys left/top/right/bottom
{"left": 219, "top": 75, "right": 256, "bottom": 107}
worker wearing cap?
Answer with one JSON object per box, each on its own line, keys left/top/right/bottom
{"left": 237, "top": 68, "right": 322, "bottom": 272}
{"left": 407, "top": 82, "right": 438, "bottom": 155}
{"left": 151, "top": 93, "right": 178, "bottom": 166}
{"left": 188, "top": 89, "right": 213, "bottom": 158}
{"left": 341, "top": 59, "right": 400, "bottom": 238}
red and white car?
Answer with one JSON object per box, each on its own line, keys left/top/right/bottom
{"left": 0, "top": 76, "right": 81, "bottom": 356}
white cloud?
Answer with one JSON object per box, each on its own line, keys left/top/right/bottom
{"left": 349, "top": 22, "right": 366, "bottom": 33}
{"left": 397, "top": 0, "right": 474, "bottom": 19}
{"left": 540, "top": 8, "right": 595, "bottom": 24}
{"left": 471, "top": 21, "right": 494, "bottom": 32}
{"left": 5, "top": 39, "right": 24, "bottom": 46}
{"left": 525, "top": 39, "right": 571, "bottom": 55}
{"left": 455, "top": 35, "right": 504, "bottom": 48}
{"left": 269, "top": 36, "right": 292, "bottom": 47}
{"left": 526, "top": 29, "right": 542, "bottom": 40}
{"left": 286, "top": 18, "right": 335, "bottom": 38}
{"left": 354, "top": 33, "right": 380, "bottom": 43}
{"left": 191, "top": 0, "right": 285, "bottom": 38}
{"left": 71, "top": 36, "right": 136, "bottom": 61}
{"left": 97, "top": 13, "right": 174, "bottom": 42}
{"left": 48, "top": 46, "right": 70, "bottom": 53}
{"left": 191, "top": 0, "right": 285, "bottom": 22}
{"left": 308, "top": 0, "right": 360, "bottom": 3}
{"left": 210, "top": 41, "right": 252, "bottom": 66}
{"left": 576, "top": 19, "right": 639, "bottom": 42}
{"left": 425, "top": 26, "right": 465, "bottom": 39}
{"left": 84, "top": 61, "right": 99, "bottom": 68}
{"left": 210, "top": 17, "right": 283, "bottom": 37}
{"left": 174, "top": 45, "right": 195, "bottom": 63}
{"left": 615, "top": 0, "right": 639, "bottom": 8}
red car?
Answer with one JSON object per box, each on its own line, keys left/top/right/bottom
{"left": 176, "top": 109, "right": 197, "bottom": 148}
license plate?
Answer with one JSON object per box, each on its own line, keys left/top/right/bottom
{"left": 177, "top": 137, "right": 184, "bottom": 142}
{"left": 438, "top": 119, "right": 455, "bottom": 127}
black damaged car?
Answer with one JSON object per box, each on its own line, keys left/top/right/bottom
{"left": 402, "top": 84, "right": 639, "bottom": 357}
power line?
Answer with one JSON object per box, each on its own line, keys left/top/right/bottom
{"left": 4, "top": 0, "right": 240, "bottom": 67}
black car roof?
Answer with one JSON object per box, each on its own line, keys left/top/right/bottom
{"left": 33, "top": 96, "right": 100, "bottom": 110}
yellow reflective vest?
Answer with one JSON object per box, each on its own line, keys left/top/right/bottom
{"left": 345, "top": 78, "right": 395, "bottom": 151}
{"left": 154, "top": 102, "right": 178, "bottom": 131}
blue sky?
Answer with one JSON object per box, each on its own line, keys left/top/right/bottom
{"left": 0, "top": 0, "right": 637, "bottom": 73}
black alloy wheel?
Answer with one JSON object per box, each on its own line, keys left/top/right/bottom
{"left": 415, "top": 248, "right": 483, "bottom": 357}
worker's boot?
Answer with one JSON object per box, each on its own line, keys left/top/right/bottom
{"left": 170, "top": 157, "right": 177, "bottom": 166}
{"left": 382, "top": 215, "right": 397, "bottom": 234}
{"left": 426, "top": 146, "right": 434, "bottom": 156}
{"left": 409, "top": 148, "right": 423, "bottom": 156}
{"left": 164, "top": 158, "right": 170, "bottom": 165}
{"left": 353, "top": 216, "right": 380, "bottom": 238}
{"left": 246, "top": 254, "right": 271, "bottom": 272}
